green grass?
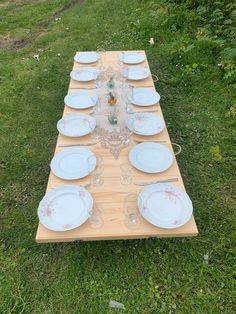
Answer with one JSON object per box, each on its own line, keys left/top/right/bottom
{"left": 0, "top": 0, "right": 235, "bottom": 313}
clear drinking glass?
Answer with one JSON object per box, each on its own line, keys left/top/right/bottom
{"left": 122, "top": 83, "right": 133, "bottom": 113}
{"left": 95, "top": 72, "right": 104, "bottom": 88}
{"left": 123, "top": 193, "right": 140, "bottom": 229}
{"left": 89, "top": 205, "right": 103, "bottom": 228}
{"left": 90, "top": 126, "right": 100, "bottom": 142}
{"left": 118, "top": 51, "right": 124, "bottom": 70}
{"left": 92, "top": 96, "right": 101, "bottom": 114}
{"left": 118, "top": 52, "right": 127, "bottom": 88}
{"left": 97, "top": 48, "right": 106, "bottom": 72}
{"left": 120, "top": 163, "right": 132, "bottom": 185}
{"left": 88, "top": 155, "right": 104, "bottom": 186}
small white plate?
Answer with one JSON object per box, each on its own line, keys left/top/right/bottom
{"left": 50, "top": 147, "right": 96, "bottom": 180}
{"left": 57, "top": 114, "right": 96, "bottom": 137}
{"left": 120, "top": 52, "right": 145, "bottom": 64}
{"left": 70, "top": 67, "right": 98, "bottom": 82}
{"left": 64, "top": 91, "right": 98, "bottom": 109}
{"left": 126, "top": 113, "right": 165, "bottom": 136}
{"left": 129, "top": 142, "right": 173, "bottom": 173}
{"left": 74, "top": 52, "right": 99, "bottom": 64}
{"left": 138, "top": 183, "right": 193, "bottom": 229}
{"left": 38, "top": 185, "right": 93, "bottom": 231}
{"left": 128, "top": 88, "right": 160, "bottom": 106}
{"left": 123, "top": 66, "right": 150, "bottom": 80}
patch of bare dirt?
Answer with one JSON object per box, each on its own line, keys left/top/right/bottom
{"left": 53, "top": 0, "right": 85, "bottom": 17}
{"left": 0, "top": 1, "right": 11, "bottom": 8}
{"left": 0, "top": 0, "right": 48, "bottom": 9}
{"left": 0, "top": 0, "right": 85, "bottom": 50}
{"left": 0, "top": 35, "right": 31, "bottom": 50}
{"left": 39, "top": 0, "right": 85, "bottom": 27}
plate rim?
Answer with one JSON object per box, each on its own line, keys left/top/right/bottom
{"left": 138, "top": 183, "right": 193, "bottom": 229}
{"left": 38, "top": 185, "right": 93, "bottom": 231}
{"left": 70, "top": 67, "right": 98, "bottom": 82}
{"left": 126, "top": 113, "right": 165, "bottom": 135}
{"left": 129, "top": 142, "right": 173, "bottom": 173}
{"left": 120, "top": 52, "right": 145, "bottom": 64}
{"left": 57, "top": 114, "right": 96, "bottom": 137}
{"left": 74, "top": 52, "right": 99, "bottom": 64}
{"left": 128, "top": 88, "right": 160, "bottom": 106}
{"left": 64, "top": 91, "right": 98, "bottom": 109}
{"left": 50, "top": 147, "right": 96, "bottom": 180}
{"left": 123, "top": 66, "right": 150, "bottom": 80}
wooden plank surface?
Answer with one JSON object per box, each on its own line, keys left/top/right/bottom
{"left": 35, "top": 50, "right": 198, "bottom": 243}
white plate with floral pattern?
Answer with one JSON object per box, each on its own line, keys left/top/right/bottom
{"left": 50, "top": 147, "right": 96, "bottom": 180}
{"left": 129, "top": 142, "right": 173, "bottom": 173}
{"left": 138, "top": 183, "right": 193, "bottom": 229}
{"left": 57, "top": 114, "right": 96, "bottom": 137}
{"left": 128, "top": 88, "right": 160, "bottom": 106}
{"left": 74, "top": 52, "right": 99, "bottom": 64}
{"left": 120, "top": 52, "right": 145, "bottom": 64}
{"left": 70, "top": 67, "right": 98, "bottom": 81}
{"left": 64, "top": 91, "right": 98, "bottom": 109}
{"left": 38, "top": 185, "right": 93, "bottom": 231}
{"left": 126, "top": 112, "right": 165, "bottom": 135}
{"left": 123, "top": 66, "right": 150, "bottom": 80}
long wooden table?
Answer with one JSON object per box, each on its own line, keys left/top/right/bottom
{"left": 35, "top": 51, "right": 198, "bottom": 243}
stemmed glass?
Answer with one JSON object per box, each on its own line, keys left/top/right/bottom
{"left": 97, "top": 48, "right": 106, "bottom": 72}
{"left": 95, "top": 72, "right": 104, "bottom": 89}
{"left": 89, "top": 205, "right": 103, "bottom": 228}
{"left": 92, "top": 96, "right": 101, "bottom": 114}
{"left": 120, "top": 163, "right": 132, "bottom": 185}
{"left": 88, "top": 155, "right": 104, "bottom": 186}
{"left": 95, "top": 49, "right": 106, "bottom": 88}
{"left": 90, "top": 125, "right": 100, "bottom": 143}
{"left": 122, "top": 83, "right": 133, "bottom": 113}
{"left": 118, "top": 51, "right": 127, "bottom": 88}
{"left": 123, "top": 193, "right": 140, "bottom": 229}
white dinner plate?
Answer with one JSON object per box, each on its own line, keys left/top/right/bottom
{"left": 120, "top": 52, "right": 145, "bottom": 64}
{"left": 123, "top": 66, "right": 150, "bottom": 80}
{"left": 64, "top": 91, "right": 98, "bottom": 109}
{"left": 126, "top": 113, "right": 165, "bottom": 136}
{"left": 50, "top": 147, "right": 96, "bottom": 180}
{"left": 70, "top": 67, "right": 98, "bottom": 82}
{"left": 57, "top": 114, "right": 96, "bottom": 137}
{"left": 38, "top": 185, "right": 93, "bottom": 231}
{"left": 74, "top": 52, "right": 99, "bottom": 64}
{"left": 128, "top": 88, "right": 160, "bottom": 106}
{"left": 138, "top": 183, "right": 193, "bottom": 229}
{"left": 129, "top": 142, "right": 173, "bottom": 173}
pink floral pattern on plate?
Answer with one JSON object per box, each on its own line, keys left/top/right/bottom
{"left": 40, "top": 203, "right": 54, "bottom": 217}
{"left": 172, "top": 219, "right": 182, "bottom": 226}
{"left": 62, "top": 224, "right": 73, "bottom": 230}
{"left": 78, "top": 190, "right": 86, "bottom": 198}
{"left": 135, "top": 113, "right": 146, "bottom": 122}
{"left": 164, "top": 189, "right": 179, "bottom": 203}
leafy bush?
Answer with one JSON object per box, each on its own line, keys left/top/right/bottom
{"left": 164, "top": 0, "right": 236, "bottom": 84}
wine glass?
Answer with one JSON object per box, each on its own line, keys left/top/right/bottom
{"left": 88, "top": 155, "right": 104, "bottom": 186}
{"left": 92, "top": 96, "right": 101, "bottom": 114}
{"left": 90, "top": 125, "right": 100, "bottom": 143}
{"left": 118, "top": 51, "right": 125, "bottom": 71}
{"left": 89, "top": 205, "right": 103, "bottom": 228}
{"left": 120, "top": 163, "right": 132, "bottom": 185}
{"left": 95, "top": 71, "right": 104, "bottom": 89}
{"left": 97, "top": 48, "right": 106, "bottom": 72}
{"left": 122, "top": 83, "right": 133, "bottom": 113}
{"left": 117, "top": 52, "right": 127, "bottom": 88}
{"left": 123, "top": 193, "right": 140, "bottom": 229}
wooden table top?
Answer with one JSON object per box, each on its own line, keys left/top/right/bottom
{"left": 35, "top": 50, "right": 198, "bottom": 243}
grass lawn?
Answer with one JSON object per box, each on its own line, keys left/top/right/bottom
{"left": 0, "top": 0, "right": 235, "bottom": 313}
